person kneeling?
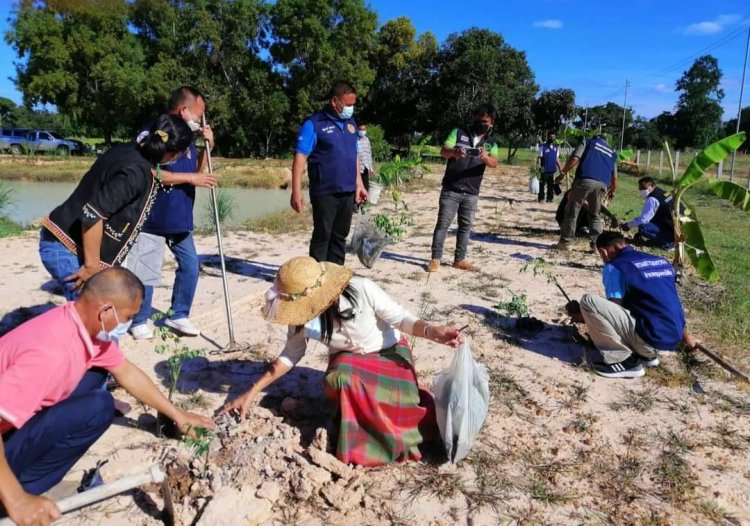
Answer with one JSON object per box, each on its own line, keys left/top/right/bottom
{"left": 221, "top": 256, "right": 462, "bottom": 466}
{"left": 0, "top": 268, "right": 214, "bottom": 526}
{"left": 566, "top": 231, "right": 696, "bottom": 379}
{"left": 621, "top": 177, "right": 678, "bottom": 250}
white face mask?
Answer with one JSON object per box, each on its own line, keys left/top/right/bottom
{"left": 639, "top": 188, "right": 651, "bottom": 198}
{"left": 186, "top": 119, "right": 201, "bottom": 132}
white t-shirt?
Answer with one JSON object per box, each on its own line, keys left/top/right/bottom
{"left": 278, "top": 276, "right": 418, "bottom": 367}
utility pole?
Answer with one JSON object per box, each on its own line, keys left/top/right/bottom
{"left": 584, "top": 100, "right": 589, "bottom": 132}
{"left": 730, "top": 24, "right": 750, "bottom": 183}
{"left": 619, "top": 79, "right": 630, "bottom": 150}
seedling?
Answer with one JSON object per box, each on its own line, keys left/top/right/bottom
{"left": 493, "top": 290, "right": 529, "bottom": 318}
{"left": 183, "top": 425, "right": 212, "bottom": 472}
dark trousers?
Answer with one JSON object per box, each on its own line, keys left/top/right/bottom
{"left": 309, "top": 192, "right": 355, "bottom": 264}
{"left": 538, "top": 172, "right": 555, "bottom": 202}
{"left": 430, "top": 189, "right": 479, "bottom": 262}
{"left": 2, "top": 369, "right": 114, "bottom": 494}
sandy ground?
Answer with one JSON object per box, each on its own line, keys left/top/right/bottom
{"left": 1, "top": 165, "right": 749, "bottom": 525}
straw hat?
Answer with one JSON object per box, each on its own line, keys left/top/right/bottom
{"left": 263, "top": 256, "right": 353, "bottom": 326}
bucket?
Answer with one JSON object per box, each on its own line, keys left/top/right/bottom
{"left": 368, "top": 181, "right": 383, "bottom": 205}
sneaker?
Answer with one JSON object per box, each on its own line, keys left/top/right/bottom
{"left": 130, "top": 322, "right": 154, "bottom": 340}
{"left": 550, "top": 241, "right": 573, "bottom": 251}
{"left": 640, "top": 356, "right": 660, "bottom": 368}
{"left": 593, "top": 354, "right": 645, "bottom": 379}
{"left": 453, "top": 260, "right": 479, "bottom": 271}
{"left": 426, "top": 259, "right": 440, "bottom": 273}
{"left": 165, "top": 317, "right": 201, "bottom": 337}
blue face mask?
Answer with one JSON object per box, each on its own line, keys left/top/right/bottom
{"left": 335, "top": 97, "right": 354, "bottom": 120}
{"left": 97, "top": 306, "right": 132, "bottom": 343}
{"left": 358, "top": 130, "right": 366, "bottom": 138}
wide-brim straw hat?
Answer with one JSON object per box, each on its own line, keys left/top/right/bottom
{"left": 263, "top": 256, "right": 353, "bottom": 326}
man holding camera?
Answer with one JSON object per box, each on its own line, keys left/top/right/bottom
{"left": 427, "top": 104, "right": 499, "bottom": 273}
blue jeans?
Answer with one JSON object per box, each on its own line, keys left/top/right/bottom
{"left": 39, "top": 228, "right": 83, "bottom": 301}
{"left": 3, "top": 369, "right": 114, "bottom": 494}
{"left": 430, "top": 189, "right": 479, "bottom": 262}
{"left": 638, "top": 222, "right": 673, "bottom": 247}
{"left": 133, "top": 231, "right": 199, "bottom": 325}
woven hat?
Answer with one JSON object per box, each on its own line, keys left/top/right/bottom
{"left": 263, "top": 256, "right": 353, "bottom": 326}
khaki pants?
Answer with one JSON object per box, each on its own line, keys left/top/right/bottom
{"left": 580, "top": 294, "right": 658, "bottom": 364}
{"left": 560, "top": 178, "right": 606, "bottom": 244}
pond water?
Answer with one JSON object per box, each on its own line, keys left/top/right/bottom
{"left": 1, "top": 181, "right": 290, "bottom": 227}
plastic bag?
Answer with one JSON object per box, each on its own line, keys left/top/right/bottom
{"left": 349, "top": 209, "right": 389, "bottom": 269}
{"left": 529, "top": 176, "right": 540, "bottom": 194}
{"left": 433, "top": 341, "right": 490, "bottom": 463}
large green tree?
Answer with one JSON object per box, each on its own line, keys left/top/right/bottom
{"left": 673, "top": 55, "right": 724, "bottom": 149}
{"left": 6, "top": 0, "right": 148, "bottom": 143}
{"left": 533, "top": 88, "right": 576, "bottom": 137}
{"left": 723, "top": 106, "right": 750, "bottom": 151}
{"left": 574, "top": 102, "right": 632, "bottom": 138}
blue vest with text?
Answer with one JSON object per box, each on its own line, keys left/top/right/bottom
{"left": 307, "top": 111, "right": 358, "bottom": 197}
{"left": 575, "top": 136, "right": 616, "bottom": 186}
{"left": 610, "top": 246, "right": 685, "bottom": 349}
{"left": 540, "top": 143, "right": 559, "bottom": 173}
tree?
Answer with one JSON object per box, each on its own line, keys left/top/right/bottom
{"left": 723, "top": 106, "right": 750, "bottom": 151}
{"left": 625, "top": 116, "right": 662, "bottom": 150}
{"left": 6, "top": 0, "right": 149, "bottom": 144}
{"left": 673, "top": 55, "right": 724, "bottom": 149}
{"left": 433, "top": 28, "right": 538, "bottom": 162}
{"left": 574, "top": 102, "right": 632, "bottom": 137}
{"left": 533, "top": 88, "right": 576, "bottom": 137}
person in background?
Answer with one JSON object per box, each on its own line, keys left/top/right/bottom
{"left": 537, "top": 132, "right": 562, "bottom": 203}
{"left": 221, "top": 256, "right": 462, "bottom": 466}
{"left": 427, "top": 104, "right": 499, "bottom": 273}
{"left": 128, "top": 86, "right": 217, "bottom": 340}
{"left": 290, "top": 82, "right": 368, "bottom": 264}
{"left": 39, "top": 115, "right": 192, "bottom": 300}
{"left": 565, "top": 231, "right": 697, "bottom": 378}
{"left": 0, "top": 268, "right": 213, "bottom": 526}
{"left": 357, "top": 124, "right": 375, "bottom": 192}
{"left": 621, "top": 176, "right": 677, "bottom": 250}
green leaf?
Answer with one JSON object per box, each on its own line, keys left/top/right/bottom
{"left": 678, "top": 133, "right": 746, "bottom": 187}
{"left": 707, "top": 179, "right": 750, "bottom": 212}
{"left": 617, "top": 149, "right": 633, "bottom": 162}
{"left": 681, "top": 218, "right": 719, "bottom": 281}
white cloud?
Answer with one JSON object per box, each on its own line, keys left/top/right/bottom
{"left": 682, "top": 14, "right": 741, "bottom": 36}
{"left": 653, "top": 84, "right": 671, "bottom": 94}
{"left": 533, "top": 19, "right": 563, "bottom": 29}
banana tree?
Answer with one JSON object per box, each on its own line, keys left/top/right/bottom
{"left": 667, "top": 132, "right": 748, "bottom": 281}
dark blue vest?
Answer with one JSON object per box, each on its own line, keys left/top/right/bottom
{"left": 648, "top": 187, "right": 677, "bottom": 232}
{"left": 576, "top": 136, "right": 616, "bottom": 186}
{"left": 307, "top": 111, "right": 358, "bottom": 197}
{"left": 610, "top": 246, "right": 685, "bottom": 349}
{"left": 142, "top": 143, "right": 198, "bottom": 235}
{"left": 540, "top": 143, "right": 559, "bottom": 173}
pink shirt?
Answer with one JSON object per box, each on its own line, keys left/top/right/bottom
{"left": 0, "top": 303, "right": 125, "bottom": 434}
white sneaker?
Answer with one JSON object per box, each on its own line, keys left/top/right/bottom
{"left": 130, "top": 323, "right": 154, "bottom": 340}
{"left": 165, "top": 317, "right": 201, "bottom": 337}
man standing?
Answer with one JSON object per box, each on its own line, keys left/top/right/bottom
{"left": 553, "top": 134, "right": 617, "bottom": 250}
{"left": 290, "top": 82, "right": 368, "bottom": 264}
{"left": 128, "top": 86, "right": 217, "bottom": 340}
{"left": 0, "top": 268, "right": 213, "bottom": 526}
{"left": 622, "top": 176, "right": 677, "bottom": 249}
{"left": 566, "top": 232, "right": 696, "bottom": 378}
{"left": 427, "top": 104, "right": 499, "bottom": 273}
{"left": 537, "top": 132, "right": 562, "bottom": 203}
{"left": 358, "top": 124, "right": 375, "bottom": 192}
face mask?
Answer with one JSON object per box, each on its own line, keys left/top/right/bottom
{"left": 358, "top": 130, "right": 366, "bottom": 138}
{"left": 639, "top": 188, "right": 651, "bottom": 198}
{"left": 472, "top": 121, "right": 491, "bottom": 135}
{"left": 96, "top": 306, "right": 132, "bottom": 343}
{"left": 334, "top": 97, "right": 354, "bottom": 120}
{"left": 186, "top": 119, "right": 201, "bottom": 132}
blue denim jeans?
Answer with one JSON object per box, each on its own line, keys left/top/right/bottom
{"left": 3, "top": 369, "right": 114, "bottom": 494}
{"left": 39, "top": 228, "right": 83, "bottom": 301}
{"left": 638, "top": 222, "right": 673, "bottom": 247}
{"left": 133, "top": 231, "right": 199, "bottom": 326}
{"left": 430, "top": 189, "right": 479, "bottom": 262}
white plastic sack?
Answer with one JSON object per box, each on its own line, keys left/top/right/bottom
{"left": 529, "top": 176, "right": 540, "bottom": 194}
{"left": 433, "top": 341, "right": 490, "bottom": 464}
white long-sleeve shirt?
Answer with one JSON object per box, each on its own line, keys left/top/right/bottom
{"left": 627, "top": 196, "right": 660, "bottom": 229}
{"left": 278, "top": 276, "right": 418, "bottom": 368}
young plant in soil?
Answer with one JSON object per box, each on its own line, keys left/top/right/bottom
{"left": 492, "top": 290, "right": 529, "bottom": 318}
{"left": 183, "top": 425, "right": 212, "bottom": 472}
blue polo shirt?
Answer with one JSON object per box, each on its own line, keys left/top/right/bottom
{"left": 142, "top": 143, "right": 198, "bottom": 235}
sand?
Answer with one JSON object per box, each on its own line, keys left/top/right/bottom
{"left": 1, "top": 165, "right": 749, "bottom": 525}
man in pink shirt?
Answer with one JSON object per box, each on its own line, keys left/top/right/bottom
{"left": 0, "top": 268, "right": 214, "bottom": 526}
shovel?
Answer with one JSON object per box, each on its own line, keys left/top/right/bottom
{"left": 0, "top": 464, "right": 174, "bottom": 526}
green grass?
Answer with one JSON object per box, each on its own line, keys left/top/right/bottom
{"left": 0, "top": 217, "right": 24, "bottom": 238}
{"left": 607, "top": 173, "right": 750, "bottom": 357}
{"left": 244, "top": 208, "right": 312, "bottom": 234}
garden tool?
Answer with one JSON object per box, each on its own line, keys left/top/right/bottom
{"left": 694, "top": 343, "right": 749, "bottom": 383}
{"left": 0, "top": 464, "right": 172, "bottom": 526}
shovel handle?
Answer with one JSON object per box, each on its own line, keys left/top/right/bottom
{"left": 695, "top": 344, "right": 750, "bottom": 383}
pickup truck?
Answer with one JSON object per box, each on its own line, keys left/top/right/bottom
{"left": 0, "top": 128, "right": 31, "bottom": 154}
{"left": 26, "top": 130, "right": 79, "bottom": 155}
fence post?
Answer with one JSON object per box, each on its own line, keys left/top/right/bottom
{"left": 675, "top": 151, "right": 681, "bottom": 173}
{"left": 658, "top": 150, "right": 664, "bottom": 175}
{"left": 646, "top": 150, "right": 651, "bottom": 172}
{"left": 717, "top": 159, "right": 723, "bottom": 179}
{"left": 636, "top": 150, "right": 641, "bottom": 166}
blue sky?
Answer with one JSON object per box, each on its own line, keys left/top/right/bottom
{"left": 1, "top": 0, "right": 749, "bottom": 120}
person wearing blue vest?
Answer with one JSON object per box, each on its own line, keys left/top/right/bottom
{"left": 291, "top": 82, "right": 368, "bottom": 264}
{"left": 621, "top": 176, "right": 678, "bottom": 249}
{"left": 537, "top": 132, "right": 562, "bottom": 203}
{"left": 552, "top": 134, "right": 618, "bottom": 250}
{"left": 565, "top": 231, "right": 697, "bottom": 378}
{"left": 128, "top": 86, "right": 217, "bottom": 340}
